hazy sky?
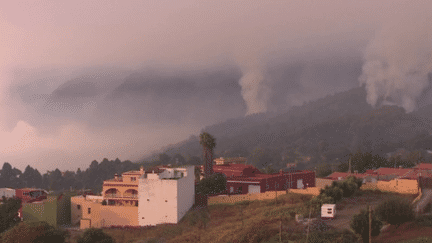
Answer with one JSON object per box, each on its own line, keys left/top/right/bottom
{"left": 1, "top": 0, "right": 431, "bottom": 173}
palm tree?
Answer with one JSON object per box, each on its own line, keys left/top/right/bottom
{"left": 200, "top": 132, "right": 216, "bottom": 178}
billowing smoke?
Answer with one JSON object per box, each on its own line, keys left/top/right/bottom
{"left": 359, "top": 6, "right": 432, "bottom": 112}
{"left": 239, "top": 69, "right": 271, "bottom": 115}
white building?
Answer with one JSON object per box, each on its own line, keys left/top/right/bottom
{"left": 0, "top": 188, "right": 16, "bottom": 199}
{"left": 138, "top": 166, "right": 195, "bottom": 226}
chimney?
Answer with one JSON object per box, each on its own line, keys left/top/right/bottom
{"left": 114, "top": 173, "right": 119, "bottom": 180}
{"left": 140, "top": 166, "right": 144, "bottom": 173}
{"left": 399, "top": 165, "right": 403, "bottom": 169}
{"left": 280, "top": 169, "right": 283, "bottom": 175}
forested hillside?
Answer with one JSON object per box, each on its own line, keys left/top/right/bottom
{"left": 140, "top": 85, "right": 432, "bottom": 173}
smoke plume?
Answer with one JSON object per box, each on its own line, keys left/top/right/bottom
{"left": 359, "top": 6, "right": 432, "bottom": 112}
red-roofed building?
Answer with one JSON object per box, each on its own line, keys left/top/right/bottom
{"left": 413, "top": 163, "right": 432, "bottom": 170}
{"left": 210, "top": 163, "right": 315, "bottom": 195}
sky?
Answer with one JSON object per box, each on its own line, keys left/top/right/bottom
{"left": 1, "top": 0, "right": 431, "bottom": 173}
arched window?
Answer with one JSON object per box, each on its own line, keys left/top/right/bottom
{"left": 104, "top": 188, "right": 120, "bottom": 198}
{"left": 124, "top": 189, "right": 138, "bottom": 198}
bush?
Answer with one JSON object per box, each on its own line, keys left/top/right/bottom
{"left": 350, "top": 207, "right": 383, "bottom": 243}
{"left": 0, "top": 197, "right": 21, "bottom": 234}
{"left": 1, "top": 221, "right": 69, "bottom": 243}
{"left": 77, "top": 228, "right": 115, "bottom": 243}
{"left": 375, "top": 197, "right": 415, "bottom": 228}
{"left": 321, "top": 186, "right": 343, "bottom": 202}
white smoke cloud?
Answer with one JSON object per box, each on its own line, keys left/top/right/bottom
{"left": 239, "top": 69, "right": 271, "bottom": 115}
{"left": 359, "top": 5, "right": 432, "bottom": 112}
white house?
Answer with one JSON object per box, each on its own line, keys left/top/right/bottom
{"left": 0, "top": 188, "right": 16, "bottom": 199}
{"left": 138, "top": 166, "right": 195, "bottom": 226}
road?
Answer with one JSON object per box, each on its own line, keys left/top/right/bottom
{"left": 324, "top": 193, "right": 392, "bottom": 230}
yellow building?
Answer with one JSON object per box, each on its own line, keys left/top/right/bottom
{"left": 102, "top": 167, "right": 146, "bottom": 206}
{"left": 72, "top": 167, "right": 146, "bottom": 229}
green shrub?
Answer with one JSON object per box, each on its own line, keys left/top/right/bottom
{"left": 77, "top": 228, "right": 115, "bottom": 243}
{"left": 375, "top": 197, "right": 415, "bottom": 228}
{"left": 1, "top": 221, "right": 69, "bottom": 243}
{"left": 350, "top": 207, "right": 383, "bottom": 243}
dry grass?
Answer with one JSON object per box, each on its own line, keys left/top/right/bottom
{"left": 66, "top": 193, "right": 311, "bottom": 243}
{"left": 66, "top": 189, "right": 421, "bottom": 243}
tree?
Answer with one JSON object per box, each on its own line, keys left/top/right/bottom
{"left": 1, "top": 221, "right": 69, "bottom": 243}
{"left": 196, "top": 173, "right": 226, "bottom": 196}
{"left": 374, "top": 197, "right": 415, "bottom": 228}
{"left": 0, "top": 197, "right": 21, "bottom": 234}
{"left": 77, "top": 228, "right": 115, "bottom": 243}
{"left": 199, "top": 132, "right": 216, "bottom": 178}
{"left": 316, "top": 163, "right": 333, "bottom": 178}
{"left": 248, "top": 148, "right": 273, "bottom": 169}
{"left": 350, "top": 206, "right": 382, "bottom": 243}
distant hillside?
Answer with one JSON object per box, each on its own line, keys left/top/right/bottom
{"left": 138, "top": 85, "right": 432, "bottom": 171}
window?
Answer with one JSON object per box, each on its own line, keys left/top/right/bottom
{"left": 147, "top": 199, "right": 150, "bottom": 201}
{"left": 77, "top": 205, "right": 81, "bottom": 210}
{"left": 230, "top": 187, "right": 234, "bottom": 193}
{"left": 165, "top": 200, "right": 168, "bottom": 202}
{"left": 88, "top": 208, "right": 91, "bottom": 214}
{"left": 131, "top": 177, "right": 137, "bottom": 182}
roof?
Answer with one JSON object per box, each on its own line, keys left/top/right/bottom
{"left": 213, "top": 164, "right": 261, "bottom": 177}
{"left": 400, "top": 169, "right": 432, "bottom": 180}
{"left": 374, "top": 168, "right": 412, "bottom": 177}
{"left": 17, "top": 188, "right": 48, "bottom": 193}
{"left": 413, "top": 163, "right": 432, "bottom": 170}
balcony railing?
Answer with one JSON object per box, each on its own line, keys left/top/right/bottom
{"left": 104, "top": 194, "right": 138, "bottom": 199}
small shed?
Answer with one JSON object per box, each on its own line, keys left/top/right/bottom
{"left": 321, "top": 204, "right": 336, "bottom": 219}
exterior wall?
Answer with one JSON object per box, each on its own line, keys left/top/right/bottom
{"left": 0, "top": 188, "right": 15, "bottom": 198}
{"left": 80, "top": 219, "right": 91, "bottom": 229}
{"left": 261, "top": 171, "right": 315, "bottom": 192}
{"left": 316, "top": 178, "right": 333, "bottom": 188}
{"left": 224, "top": 171, "right": 316, "bottom": 195}
{"left": 138, "top": 166, "right": 195, "bottom": 226}
{"left": 92, "top": 205, "right": 138, "bottom": 228}
{"left": 361, "top": 179, "right": 419, "bottom": 194}
{"left": 176, "top": 167, "right": 195, "bottom": 221}
{"left": 138, "top": 176, "right": 179, "bottom": 226}
{"left": 72, "top": 196, "right": 138, "bottom": 229}
{"left": 71, "top": 196, "right": 101, "bottom": 226}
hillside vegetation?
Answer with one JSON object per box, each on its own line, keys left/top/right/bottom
{"left": 140, "top": 85, "right": 432, "bottom": 173}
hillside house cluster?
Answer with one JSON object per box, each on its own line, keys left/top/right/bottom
{"left": 325, "top": 163, "right": 432, "bottom": 188}
{"left": 71, "top": 166, "right": 195, "bottom": 229}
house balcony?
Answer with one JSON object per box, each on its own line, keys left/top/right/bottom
{"left": 104, "top": 194, "right": 138, "bottom": 200}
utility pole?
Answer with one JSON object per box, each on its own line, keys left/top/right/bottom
{"left": 369, "top": 205, "right": 372, "bottom": 243}
{"left": 306, "top": 207, "right": 312, "bottom": 243}
{"left": 279, "top": 220, "right": 282, "bottom": 243}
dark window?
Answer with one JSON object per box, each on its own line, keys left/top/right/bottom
{"left": 147, "top": 199, "right": 150, "bottom": 201}
{"left": 77, "top": 205, "right": 81, "bottom": 210}
{"left": 88, "top": 208, "right": 91, "bottom": 214}
{"left": 165, "top": 200, "right": 168, "bottom": 202}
